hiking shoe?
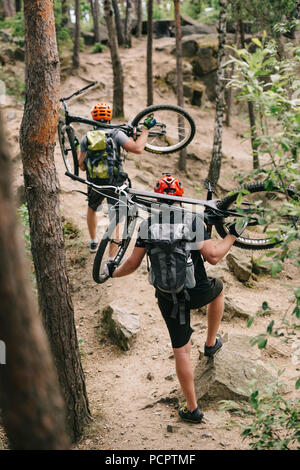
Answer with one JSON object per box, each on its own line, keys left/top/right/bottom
{"left": 204, "top": 334, "right": 223, "bottom": 358}
{"left": 178, "top": 403, "right": 204, "bottom": 424}
{"left": 89, "top": 240, "right": 98, "bottom": 253}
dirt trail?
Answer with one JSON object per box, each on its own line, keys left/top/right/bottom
{"left": 6, "top": 36, "right": 299, "bottom": 451}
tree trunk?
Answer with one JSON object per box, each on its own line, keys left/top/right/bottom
{"left": 90, "top": 0, "right": 101, "bottom": 43}
{"left": 225, "top": 28, "right": 238, "bottom": 127}
{"left": 208, "top": 0, "right": 227, "bottom": 184}
{"left": 112, "top": 0, "right": 125, "bottom": 46}
{"left": 239, "top": 18, "right": 259, "bottom": 169}
{"left": 104, "top": 0, "right": 124, "bottom": 117}
{"left": 61, "top": 0, "right": 70, "bottom": 27}
{"left": 15, "top": 0, "right": 21, "bottom": 13}
{"left": 1, "top": 0, "right": 16, "bottom": 18}
{"left": 72, "top": 0, "right": 80, "bottom": 68}
{"left": 0, "top": 111, "right": 70, "bottom": 451}
{"left": 20, "top": 0, "right": 91, "bottom": 443}
{"left": 146, "top": 0, "right": 153, "bottom": 106}
{"left": 136, "top": 0, "right": 143, "bottom": 38}
{"left": 174, "top": 0, "right": 187, "bottom": 172}
{"left": 125, "top": 0, "right": 133, "bottom": 47}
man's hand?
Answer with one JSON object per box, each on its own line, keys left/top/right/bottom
{"left": 74, "top": 136, "right": 80, "bottom": 150}
{"left": 104, "top": 260, "right": 117, "bottom": 278}
{"left": 226, "top": 219, "right": 248, "bottom": 238}
{"left": 143, "top": 116, "right": 157, "bottom": 130}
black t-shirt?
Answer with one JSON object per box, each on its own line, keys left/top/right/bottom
{"left": 135, "top": 208, "right": 211, "bottom": 290}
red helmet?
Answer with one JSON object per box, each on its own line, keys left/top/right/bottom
{"left": 154, "top": 174, "right": 184, "bottom": 197}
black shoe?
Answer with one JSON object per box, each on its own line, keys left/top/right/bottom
{"left": 178, "top": 403, "right": 204, "bottom": 424}
{"left": 89, "top": 241, "right": 98, "bottom": 253}
{"left": 204, "top": 334, "right": 223, "bottom": 358}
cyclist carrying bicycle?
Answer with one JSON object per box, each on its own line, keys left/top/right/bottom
{"left": 105, "top": 174, "right": 247, "bottom": 424}
{"left": 77, "top": 102, "right": 156, "bottom": 252}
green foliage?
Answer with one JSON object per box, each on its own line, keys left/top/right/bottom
{"left": 219, "top": 369, "right": 300, "bottom": 450}
{"left": 91, "top": 42, "right": 107, "bottom": 53}
{"left": 63, "top": 220, "right": 80, "bottom": 239}
{"left": 18, "top": 204, "right": 31, "bottom": 254}
{"left": 0, "top": 12, "right": 24, "bottom": 37}
{"left": 0, "top": 66, "right": 25, "bottom": 102}
{"left": 153, "top": 0, "right": 174, "bottom": 20}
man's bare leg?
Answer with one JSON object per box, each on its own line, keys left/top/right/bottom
{"left": 173, "top": 340, "right": 197, "bottom": 412}
{"left": 205, "top": 290, "right": 224, "bottom": 347}
{"left": 87, "top": 206, "right": 97, "bottom": 240}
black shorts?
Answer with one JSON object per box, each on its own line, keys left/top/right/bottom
{"left": 156, "top": 277, "right": 223, "bottom": 349}
{"left": 88, "top": 187, "right": 117, "bottom": 220}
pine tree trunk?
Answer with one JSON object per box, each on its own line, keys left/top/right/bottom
{"left": 90, "top": 0, "right": 101, "bottom": 43}
{"left": 104, "top": 0, "right": 124, "bottom": 117}
{"left": 146, "top": 0, "right": 153, "bottom": 106}
{"left": 61, "top": 0, "right": 70, "bottom": 27}
{"left": 125, "top": 0, "right": 133, "bottom": 47}
{"left": 15, "top": 0, "right": 21, "bottom": 13}
{"left": 136, "top": 0, "right": 143, "bottom": 38}
{"left": 72, "top": 0, "right": 80, "bottom": 68}
{"left": 20, "top": 0, "right": 91, "bottom": 443}
{"left": 0, "top": 111, "right": 70, "bottom": 451}
{"left": 1, "top": 0, "right": 16, "bottom": 18}
{"left": 174, "top": 0, "right": 187, "bottom": 172}
{"left": 239, "top": 19, "right": 259, "bottom": 169}
{"left": 112, "top": 0, "right": 125, "bottom": 46}
{"left": 208, "top": 0, "right": 227, "bottom": 184}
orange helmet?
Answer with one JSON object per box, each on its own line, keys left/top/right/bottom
{"left": 154, "top": 174, "right": 184, "bottom": 197}
{"left": 91, "top": 102, "right": 112, "bottom": 121}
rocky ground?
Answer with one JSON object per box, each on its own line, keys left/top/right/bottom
{"left": 1, "top": 33, "right": 299, "bottom": 451}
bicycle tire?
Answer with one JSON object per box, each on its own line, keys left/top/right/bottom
{"left": 92, "top": 212, "right": 138, "bottom": 284}
{"left": 131, "top": 104, "right": 195, "bottom": 154}
{"left": 58, "top": 120, "right": 79, "bottom": 176}
{"left": 214, "top": 181, "right": 298, "bottom": 250}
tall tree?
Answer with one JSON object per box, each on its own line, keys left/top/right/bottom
{"left": 146, "top": 0, "right": 153, "bottom": 106}
{"left": 90, "top": 0, "right": 101, "bottom": 43}
{"left": 136, "top": 0, "right": 143, "bottom": 38}
{"left": 20, "top": 0, "right": 91, "bottom": 442}
{"left": 15, "top": 0, "right": 21, "bottom": 13}
{"left": 112, "top": 0, "right": 125, "bottom": 46}
{"left": 72, "top": 0, "right": 81, "bottom": 68}
{"left": 1, "top": 0, "right": 15, "bottom": 18}
{"left": 208, "top": 0, "right": 227, "bottom": 184}
{"left": 125, "top": 0, "right": 133, "bottom": 47}
{"left": 174, "top": 0, "right": 187, "bottom": 172}
{"left": 61, "top": 0, "right": 70, "bottom": 26}
{"left": 104, "top": 0, "right": 124, "bottom": 117}
{"left": 0, "top": 111, "right": 70, "bottom": 451}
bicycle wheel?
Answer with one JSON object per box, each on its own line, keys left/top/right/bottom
{"left": 131, "top": 104, "right": 195, "bottom": 154}
{"left": 58, "top": 120, "right": 79, "bottom": 176}
{"left": 92, "top": 212, "right": 138, "bottom": 284}
{"left": 214, "top": 181, "right": 298, "bottom": 250}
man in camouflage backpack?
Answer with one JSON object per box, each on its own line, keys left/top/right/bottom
{"left": 77, "top": 102, "right": 156, "bottom": 252}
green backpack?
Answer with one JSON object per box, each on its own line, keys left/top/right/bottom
{"left": 84, "top": 130, "right": 123, "bottom": 182}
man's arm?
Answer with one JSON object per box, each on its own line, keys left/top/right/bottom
{"left": 112, "top": 247, "right": 146, "bottom": 277}
{"left": 78, "top": 150, "right": 86, "bottom": 171}
{"left": 123, "top": 128, "right": 149, "bottom": 155}
{"left": 199, "top": 234, "right": 236, "bottom": 265}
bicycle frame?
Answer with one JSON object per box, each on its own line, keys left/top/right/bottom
{"left": 65, "top": 171, "right": 251, "bottom": 230}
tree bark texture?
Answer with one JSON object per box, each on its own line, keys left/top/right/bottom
{"left": 112, "top": 0, "right": 125, "bottom": 46}
{"left": 208, "top": 0, "right": 227, "bottom": 184}
{"left": 104, "top": 0, "right": 124, "bottom": 117}
{"left": 125, "top": 0, "right": 133, "bottom": 47}
{"left": 0, "top": 110, "right": 70, "bottom": 450}
{"left": 174, "top": 0, "right": 187, "bottom": 172}
{"left": 90, "top": 0, "right": 101, "bottom": 43}
{"left": 20, "top": 0, "right": 91, "bottom": 442}
{"left": 72, "top": 0, "right": 81, "bottom": 68}
{"left": 61, "top": 0, "right": 70, "bottom": 27}
{"left": 146, "top": 0, "right": 153, "bottom": 106}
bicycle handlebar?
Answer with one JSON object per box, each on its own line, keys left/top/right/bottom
{"left": 60, "top": 82, "right": 97, "bottom": 102}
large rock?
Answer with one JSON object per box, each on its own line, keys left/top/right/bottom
{"left": 183, "top": 82, "right": 205, "bottom": 107}
{"left": 101, "top": 304, "right": 140, "bottom": 351}
{"left": 226, "top": 248, "right": 253, "bottom": 282}
{"left": 223, "top": 296, "right": 251, "bottom": 321}
{"left": 193, "top": 334, "right": 276, "bottom": 406}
